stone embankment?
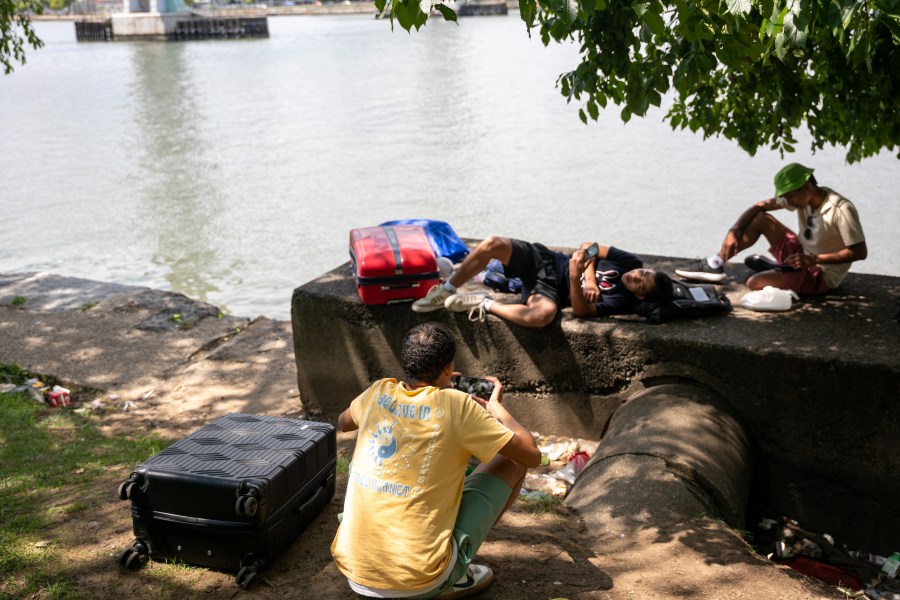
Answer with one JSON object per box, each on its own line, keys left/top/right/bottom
{"left": 292, "top": 251, "right": 900, "bottom": 559}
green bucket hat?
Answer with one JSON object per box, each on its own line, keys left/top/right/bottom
{"left": 774, "top": 163, "right": 814, "bottom": 197}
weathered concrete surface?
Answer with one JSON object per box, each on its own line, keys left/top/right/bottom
{"left": 0, "top": 272, "right": 302, "bottom": 428}
{"left": 573, "top": 383, "right": 754, "bottom": 529}
{"left": 292, "top": 252, "right": 900, "bottom": 555}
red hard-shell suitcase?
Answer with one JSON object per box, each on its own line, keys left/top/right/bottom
{"left": 116, "top": 413, "right": 336, "bottom": 588}
{"left": 349, "top": 225, "right": 439, "bottom": 304}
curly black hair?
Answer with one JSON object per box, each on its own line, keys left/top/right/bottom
{"left": 400, "top": 322, "right": 456, "bottom": 384}
{"left": 645, "top": 271, "right": 674, "bottom": 303}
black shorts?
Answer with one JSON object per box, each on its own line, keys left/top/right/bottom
{"left": 505, "top": 239, "right": 562, "bottom": 306}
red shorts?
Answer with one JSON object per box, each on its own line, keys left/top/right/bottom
{"left": 769, "top": 230, "right": 830, "bottom": 295}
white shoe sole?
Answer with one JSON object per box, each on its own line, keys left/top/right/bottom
{"left": 438, "top": 568, "right": 495, "bottom": 599}
{"left": 411, "top": 302, "right": 446, "bottom": 313}
{"left": 444, "top": 296, "right": 486, "bottom": 313}
{"left": 674, "top": 269, "right": 726, "bottom": 283}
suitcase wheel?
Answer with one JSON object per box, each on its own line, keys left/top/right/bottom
{"left": 117, "top": 481, "right": 136, "bottom": 501}
{"left": 236, "top": 558, "right": 264, "bottom": 589}
{"left": 235, "top": 494, "right": 259, "bottom": 517}
{"left": 118, "top": 540, "right": 148, "bottom": 571}
{"left": 117, "top": 474, "right": 143, "bottom": 501}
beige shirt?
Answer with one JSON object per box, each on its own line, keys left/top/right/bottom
{"left": 778, "top": 187, "right": 865, "bottom": 288}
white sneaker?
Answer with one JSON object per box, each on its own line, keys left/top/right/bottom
{"left": 437, "top": 564, "right": 495, "bottom": 599}
{"left": 444, "top": 292, "right": 489, "bottom": 314}
{"left": 412, "top": 284, "right": 453, "bottom": 313}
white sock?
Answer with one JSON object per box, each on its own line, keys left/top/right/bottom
{"left": 443, "top": 281, "right": 456, "bottom": 293}
{"left": 707, "top": 255, "right": 725, "bottom": 269}
{"left": 483, "top": 298, "right": 494, "bottom": 313}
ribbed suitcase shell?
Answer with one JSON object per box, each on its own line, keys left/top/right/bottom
{"left": 119, "top": 413, "right": 335, "bottom": 580}
{"left": 349, "top": 224, "right": 439, "bottom": 304}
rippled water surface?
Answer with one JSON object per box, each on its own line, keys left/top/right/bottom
{"left": 1, "top": 16, "right": 897, "bottom": 319}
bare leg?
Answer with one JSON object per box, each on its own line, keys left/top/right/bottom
{"left": 747, "top": 271, "right": 786, "bottom": 291}
{"left": 720, "top": 212, "right": 790, "bottom": 259}
{"left": 487, "top": 293, "right": 558, "bottom": 328}
{"left": 448, "top": 236, "right": 514, "bottom": 289}
{"left": 473, "top": 453, "right": 527, "bottom": 524}
{"left": 728, "top": 213, "right": 791, "bottom": 290}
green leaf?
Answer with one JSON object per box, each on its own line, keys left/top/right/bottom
{"left": 562, "top": 0, "right": 579, "bottom": 26}
{"left": 640, "top": 10, "right": 665, "bottom": 35}
{"left": 587, "top": 98, "right": 599, "bottom": 119}
{"left": 560, "top": 74, "right": 572, "bottom": 97}
{"left": 434, "top": 2, "right": 458, "bottom": 22}
{"left": 841, "top": 0, "right": 860, "bottom": 29}
{"left": 621, "top": 106, "right": 632, "bottom": 123}
{"left": 774, "top": 30, "right": 786, "bottom": 58}
{"left": 394, "top": 0, "right": 413, "bottom": 30}
{"left": 412, "top": 4, "right": 428, "bottom": 30}
{"left": 579, "top": 108, "right": 588, "bottom": 124}
{"left": 726, "top": 0, "right": 751, "bottom": 16}
{"left": 375, "top": 0, "right": 386, "bottom": 13}
{"left": 595, "top": 0, "right": 606, "bottom": 8}
{"left": 519, "top": 0, "right": 537, "bottom": 28}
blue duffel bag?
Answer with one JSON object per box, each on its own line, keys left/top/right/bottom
{"left": 379, "top": 219, "right": 469, "bottom": 264}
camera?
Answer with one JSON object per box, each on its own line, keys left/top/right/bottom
{"left": 450, "top": 375, "right": 495, "bottom": 397}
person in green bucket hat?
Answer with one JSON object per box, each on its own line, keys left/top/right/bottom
{"left": 676, "top": 163, "right": 867, "bottom": 295}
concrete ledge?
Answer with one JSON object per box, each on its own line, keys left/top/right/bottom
{"left": 292, "top": 251, "right": 900, "bottom": 554}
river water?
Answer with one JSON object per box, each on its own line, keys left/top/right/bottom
{"left": 1, "top": 16, "right": 897, "bottom": 319}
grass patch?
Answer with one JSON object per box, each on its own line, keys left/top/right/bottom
{"left": 79, "top": 301, "right": 97, "bottom": 312}
{"left": 0, "top": 363, "right": 31, "bottom": 385}
{"left": 336, "top": 455, "right": 350, "bottom": 475}
{"left": 11, "top": 296, "right": 26, "bottom": 307}
{"left": 518, "top": 491, "right": 563, "bottom": 516}
{"left": 0, "top": 390, "right": 169, "bottom": 598}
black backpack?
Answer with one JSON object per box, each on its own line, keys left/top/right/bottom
{"left": 635, "top": 281, "right": 731, "bottom": 324}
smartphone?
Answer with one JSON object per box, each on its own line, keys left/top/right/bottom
{"left": 584, "top": 242, "right": 599, "bottom": 260}
{"left": 451, "top": 374, "right": 495, "bottom": 397}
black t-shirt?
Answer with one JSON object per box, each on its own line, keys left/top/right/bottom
{"left": 553, "top": 246, "right": 643, "bottom": 315}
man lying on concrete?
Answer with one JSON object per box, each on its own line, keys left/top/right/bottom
{"left": 411, "top": 236, "right": 673, "bottom": 328}
{"left": 675, "top": 163, "right": 867, "bottom": 295}
{"left": 331, "top": 321, "right": 540, "bottom": 599}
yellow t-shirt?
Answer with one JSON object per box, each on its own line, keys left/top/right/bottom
{"left": 330, "top": 378, "right": 514, "bottom": 592}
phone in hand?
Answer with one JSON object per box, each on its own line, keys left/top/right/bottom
{"left": 584, "top": 242, "right": 599, "bottom": 260}
{"left": 450, "top": 374, "right": 495, "bottom": 397}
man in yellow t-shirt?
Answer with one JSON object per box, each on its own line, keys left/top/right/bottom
{"left": 331, "top": 321, "right": 541, "bottom": 599}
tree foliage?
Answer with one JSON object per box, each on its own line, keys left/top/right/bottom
{"left": 1, "top": 0, "right": 43, "bottom": 74}
{"left": 387, "top": 0, "right": 900, "bottom": 162}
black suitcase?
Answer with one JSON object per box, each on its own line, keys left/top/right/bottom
{"left": 117, "top": 413, "right": 336, "bottom": 588}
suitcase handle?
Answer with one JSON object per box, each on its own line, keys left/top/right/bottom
{"left": 382, "top": 226, "right": 404, "bottom": 275}
{"left": 294, "top": 478, "right": 330, "bottom": 515}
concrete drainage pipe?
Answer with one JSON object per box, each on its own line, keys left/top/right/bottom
{"left": 566, "top": 382, "right": 752, "bottom": 532}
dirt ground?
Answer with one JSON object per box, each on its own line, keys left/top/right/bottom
{"left": 0, "top": 275, "right": 852, "bottom": 599}
{"left": 16, "top": 417, "right": 846, "bottom": 600}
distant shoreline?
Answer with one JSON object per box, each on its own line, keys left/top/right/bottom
{"left": 31, "top": 3, "right": 378, "bottom": 20}
{"left": 30, "top": 1, "right": 519, "bottom": 21}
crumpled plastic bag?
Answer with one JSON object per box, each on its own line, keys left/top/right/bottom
{"left": 740, "top": 286, "right": 800, "bottom": 312}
